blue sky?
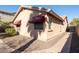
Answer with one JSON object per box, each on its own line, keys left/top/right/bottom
{"left": 0, "top": 5, "right": 19, "bottom": 12}
{"left": 0, "top": 5, "right": 79, "bottom": 23}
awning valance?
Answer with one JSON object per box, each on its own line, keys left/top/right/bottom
{"left": 29, "top": 15, "right": 46, "bottom": 23}
{"left": 13, "top": 20, "right": 21, "bottom": 27}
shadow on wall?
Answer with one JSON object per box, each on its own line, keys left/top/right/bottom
{"left": 48, "top": 16, "right": 53, "bottom": 29}
{"left": 26, "top": 11, "right": 46, "bottom": 39}
{"left": 48, "top": 15, "right": 63, "bottom": 29}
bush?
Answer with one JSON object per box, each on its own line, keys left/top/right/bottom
{"left": 0, "top": 20, "right": 17, "bottom": 36}
{"left": 0, "top": 21, "right": 9, "bottom": 32}
{"left": 0, "top": 20, "right": 10, "bottom": 31}
{"left": 1, "top": 22, "right": 10, "bottom": 28}
{"left": 0, "top": 26, "right": 5, "bottom": 32}
{"left": 5, "top": 27, "right": 17, "bottom": 36}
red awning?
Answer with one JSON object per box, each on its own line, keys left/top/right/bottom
{"left": 13, "top": 20, "right": 21, "bottom": 27}
{"left": 29, "top": 15, "right": 46, "bottom": 23}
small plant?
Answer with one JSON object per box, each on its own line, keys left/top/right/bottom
{"left": 5, "top": 27, "right": 17, "bottom": 36}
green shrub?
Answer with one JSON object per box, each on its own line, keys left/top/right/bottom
{"left": 0, "top": 20, "right": 17, "bottom": 36}
{"left": 0, "top": 20, "right": 11, "bottom": 32}
{"left": 0, "top": 20, "right": 10, "bottom": 29}
{"left": 2, "top": 22, "right": 10, "bottom": 28}
{"left": 5, "top": 27, "right": 17, "bottom": 36}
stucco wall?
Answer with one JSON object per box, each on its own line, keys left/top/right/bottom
{"left": 14, "top": 8, "right": 67, "bottom": 42}
{"left": 47, "top": 16, "right": 67, "bottom": 40}
{"left": 14, "top": 9, "right": 48, "bottom": 41}
{"left": 0, "top": 13, "right": 14, "bottom": 22}
{"left": 62, "top": 18, "right": 68, "bottom": 32}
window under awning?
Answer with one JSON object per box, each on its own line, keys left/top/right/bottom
{"left": 29, "top": 15, "right": 46, "bottom": 23}
{"left": 13, "top": 20, "right": 21, "bottom": 27}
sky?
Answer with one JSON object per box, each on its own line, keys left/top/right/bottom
{"left": 0, "top": 5, "right": 79, "bottom": 23}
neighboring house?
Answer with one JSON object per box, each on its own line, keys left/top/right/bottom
{"left": 12, "top": 6, "right": 68, "bottom": 41}
{"left": 0, "top": 10, "right": 15, "bottom": 22}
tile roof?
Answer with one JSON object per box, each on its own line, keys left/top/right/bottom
{"left": 0, "top": 10, "right": 16, "bottom": 15}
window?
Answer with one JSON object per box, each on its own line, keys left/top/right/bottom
{"left": 34, "top": 23, "right": 43, "bottom": 30}
{"left": 29, "top": 15, "right": 46, "bottom": 30}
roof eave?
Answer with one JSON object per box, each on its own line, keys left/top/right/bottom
{"left": 12, "top": 6, "right": 64, "bottom": 23}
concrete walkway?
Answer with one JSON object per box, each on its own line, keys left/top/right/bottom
{"left": 0, "top": 35, "right": 33, "bottom": 53}
{"left": 0, "top": 32, "right": 71, "bottom": 53}
{"left": 0, "top": 39, "right": 14, "bottom": 53}
{"left": 22, "top": 32, "right": 71, "bottom": 53}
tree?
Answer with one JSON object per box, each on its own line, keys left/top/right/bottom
{"left": 70, "top": 18, "right": 79, "bottom": 26}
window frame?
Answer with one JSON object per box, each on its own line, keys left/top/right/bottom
{"left": 34, "top": 23, "right": 44, "bottom": 30}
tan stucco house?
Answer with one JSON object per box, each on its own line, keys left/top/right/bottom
{"left": 12, "top": 6, "right": 68, "bottom": 41}
{"left": 0, "top": 10, "right": 15, "bottom": 22}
